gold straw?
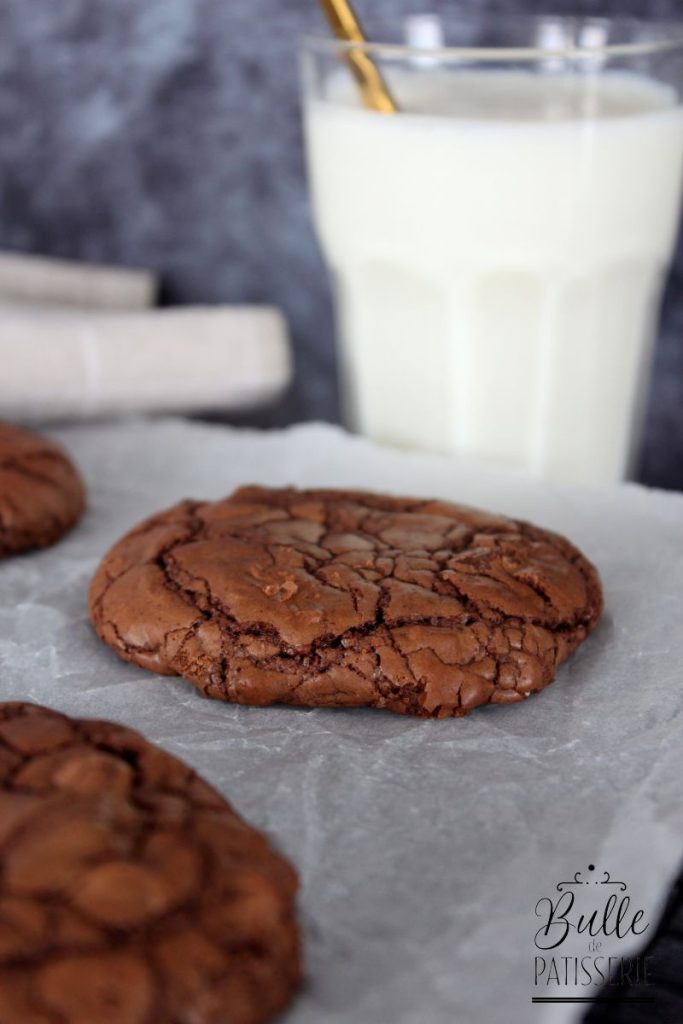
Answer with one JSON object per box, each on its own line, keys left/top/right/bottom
{"left": 317, "top": 0, "right": 398, "bottom": 113}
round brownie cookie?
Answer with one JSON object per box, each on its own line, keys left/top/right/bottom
{"left": 0, "top": 702, "right": 300, "bottom": 1024}
{"left": 0, "top": 422, "right": 85, "bottom": 557}
{"left": 89, "top": 486, "right": 602, "bottom": 718}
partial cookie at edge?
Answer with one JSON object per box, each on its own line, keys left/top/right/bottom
{"left": 0, "top": 701, "right": 300, "bottom": 1024}
{"left": 0, "top": 422, "right": 85, "bottom": 557}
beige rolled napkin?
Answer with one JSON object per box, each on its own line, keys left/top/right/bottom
{"left": 0, "top": 306, "right": 292, "bottom": 419}
{"left": 0, "top": 251, "right": 157, "bottom": 309}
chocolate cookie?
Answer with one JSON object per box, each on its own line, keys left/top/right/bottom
{"left": 0, "top": 422, "right": 85, "bottom": 557}
{"left": 89, "top": 486, "right": 602, "bottom": 717}
{"left": 0, "top": 701, "right": 300, "bottom": 1024}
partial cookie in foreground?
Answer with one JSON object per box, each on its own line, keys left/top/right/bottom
{"left": 89, "top": 486, "right": 603, "bottom": 718}
{"left": 0, "top": 701, "right": 300, "bottom": 1024}
{"left": 0, "top": 422, "right": 85, "bottom": 557}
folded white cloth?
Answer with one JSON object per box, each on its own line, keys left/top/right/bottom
{"left": 0, "top": 251, "right": 157, "bottom": 309}
{"left": 0, "top": 305, "right": 292, "bottom": 419}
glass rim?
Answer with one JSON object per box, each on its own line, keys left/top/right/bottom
{"left": 302, "top": 15, "right": 683, "bottom": 63}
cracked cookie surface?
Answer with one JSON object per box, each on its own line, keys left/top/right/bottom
{"left": 0, "top": 701, "right": 300, "bottom": 1024}
{"left": 0, "top": 422, "right": 85, "bottom": 557}
{"left": 89, "top": 486, "right": 603, "bottom": 717}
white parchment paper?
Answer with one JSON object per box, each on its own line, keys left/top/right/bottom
{"left": 1, "top": 418, "right": 682, "bottom": 1024}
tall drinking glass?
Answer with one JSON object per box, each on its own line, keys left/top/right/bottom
{"left": 301, "top": 16, "right": 683, "bottom": 484}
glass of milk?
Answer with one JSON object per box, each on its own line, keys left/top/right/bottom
{"left": 302, "top": 15, "right": 683, "bottom": 484}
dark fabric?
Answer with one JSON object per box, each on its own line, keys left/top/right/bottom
{"left": 583, "top": 868, "right": 683, "bottom": 1024}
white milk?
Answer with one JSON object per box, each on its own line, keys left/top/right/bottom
{"left": 304, "top": 71, "right": 683, "bottom": 483}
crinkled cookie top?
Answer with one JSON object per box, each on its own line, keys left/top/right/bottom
{"left": 89, "top": 486, "right": 603, "bottom": 718}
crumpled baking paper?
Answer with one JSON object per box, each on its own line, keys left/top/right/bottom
{"left": 1, "top": 417, "right": 681, "bottom": 1024}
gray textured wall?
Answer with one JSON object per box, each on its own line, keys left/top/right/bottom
{"left": 0, "top": 0, "right": 682, "bottom": 487}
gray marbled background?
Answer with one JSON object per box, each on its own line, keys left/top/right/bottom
{"left": 0, "top": 0, "right": 682, "bottom": 488}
